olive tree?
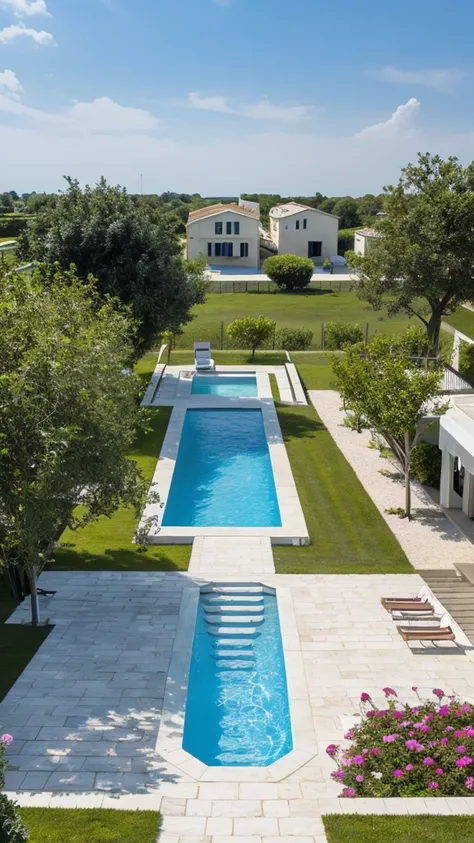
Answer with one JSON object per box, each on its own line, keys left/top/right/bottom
{"left": 227, "top": 316, "right": 275, "bottom": 358}
{"left": 263, "top": 254, "right": 314, "bottom": 291}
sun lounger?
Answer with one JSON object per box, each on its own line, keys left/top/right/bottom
{"left": 397, "top": 625, "right": 455, "bottom": 642}
{"left": 194, "top": 341, "right": 215, "bottom": 372}
{"left": 381, "top": 597, "right": 434, "bottom": 613}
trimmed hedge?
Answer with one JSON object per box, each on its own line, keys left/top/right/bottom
{"left": 276, "top": 327, "right": 313, "bottom": 350}
{"left": 325, "top": 321, "right": 364, "bottom": 350}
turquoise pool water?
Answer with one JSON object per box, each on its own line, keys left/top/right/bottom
{"left": 161, "top": 409, "right": 281, "bottom": 527}
{"left": 192, "top": 375, "right": 257, "bottom": 397}
{"left": 183, "top": 587, "right": 293, "bottom": 766}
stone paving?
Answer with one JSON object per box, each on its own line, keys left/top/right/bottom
{"left": 310, "top": 390, "right": 474, "bottom": 572}
{"left": 188, "top": 537, "right": 275, "bottom": 575}
{"left": 4, "top": 570, "right": 474, "bottom": 841}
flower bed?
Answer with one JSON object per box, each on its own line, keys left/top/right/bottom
{"left": 327, "top": 688, "right": 474, "bottom": 797}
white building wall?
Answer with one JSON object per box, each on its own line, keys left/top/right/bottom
{"left": 354, "top": 232, "right": 377, "bottom": 257}
{"left": 187, "top": 211, "right": 259, "bottom": 268}
{"left": 273, "top": 210, "right": 338, "bottom": 261}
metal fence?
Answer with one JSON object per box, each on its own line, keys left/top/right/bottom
{"left": 207, "top": 277, "right": 354, "bottom": 294}
{"left": 171, "top": 320, "right": 372, "bottom": 351}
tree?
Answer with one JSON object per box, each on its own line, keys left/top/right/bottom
{"left": 227, "top": 316, "right": 275, "bottom": 358}
{"left": 0, "top": 193, "right": 14, "bottom": 214}
{"left": 263, "top": 254, "right": 314, "bottom": 291}
{"left": 332, "top": 329, "right": 444, "bottom": 519}
{"left": 356, "top": 193, "right": 384, "bottom": 223}
{"left": 0, "top": 264, "right": 149, "bottom": 624}
{"left": 331, "top": 197, "right": 360, "bottom": 228}
{"left": 19, "top": 177, "right": 207, "bottom": 353}
{"left": 352, "top": 153, "right": 474, "bottom": 356}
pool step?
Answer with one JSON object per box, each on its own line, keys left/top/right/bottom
{"left": 213, "top": 650, "right": 255, "bottom": 659}
{"left": 207, "top": 586, "right": 264, "bottom": 595}
{"left": 213, "top": 639, "right": 254, "bottom": 648}
{"left": 204, "top": 595, "right": 264, "bottom": 605}
{"left": 215, "top": 661, "right": 255, "bottom": 671}
{"left": 208, "top": 627, "right": 258, "bottom": 636}
{"left": 205, "top": 615, "right": 264, "bottom": 625}
{"left": 204, "top": 604, "right": 264, "bottom": 615}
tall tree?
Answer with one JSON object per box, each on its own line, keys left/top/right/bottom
{"left": 352, "top": 153, "right": 474, "bottom": 355}
{"left": 0, "top": 264, "right": 149, "bottom": 623}
{"left": 333, "top": 329, "right": 444, "bottom": 519}
{"left": 331, "top": 197, "right": 360, "bottom": 228}
{"left": 19, "top": 177, "right": 207, "bottom": 353}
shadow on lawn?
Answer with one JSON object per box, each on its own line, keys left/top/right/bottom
{"left": 277, "top": 406, "right": 326, "bottom": 441}
{"left": 51, "top": 546, "right": 188, "bottom": 572}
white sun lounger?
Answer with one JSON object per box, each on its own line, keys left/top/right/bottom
{"left": 194, "top": 341, "right": 215, "bottom": 372}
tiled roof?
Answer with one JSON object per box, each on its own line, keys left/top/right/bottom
{"left": 188, "top": 203, "right": 260, "bottom": 223}
{"left": 269, "top": 201, "right": 338, "bottom": 220}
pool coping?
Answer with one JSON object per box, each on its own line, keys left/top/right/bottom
{"left": 155, "top": 581, "right": 318, "bottom": 782}
{"left": 140, "top": 395, "right": 309, "bottom": 545}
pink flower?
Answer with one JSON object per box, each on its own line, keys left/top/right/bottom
{"left": 342, "top": 788, "right": 355, "bottom": 798}
{"left": 393, "top": 711, "right": 403, "bottom": 720}
{"left": 465, "top": 727, "right": 474, "bottom": 738}
{"left": 423, "top": 757, "right": 434, "bottom": 767}
{"left": 428, "top": 781, "right": 439, "bottom": 790}
{"left": 344, "top": 731, "right": 355, "bottom": 740}
{"left": 342, "top": 757, "right": 352, "bottom": 767}
{"left": 445, "top": 726, "right": 455, "bottom": 732}
{"left": 460, "top": 705, "right": 471, "bottom": 713}
{"left": 429, "top": 741, "right": 437, "bottom": 748}
{"left": 456, "top": 756, "right": 473, "bottom": 768}
{"left": 393, "top": 769, "right": 404, "bottom": 778}
{"left": 362, "top": 748, "right": 369, "bottom": 755}
{"left": 440, "top": 738, "right": 449, "bottom": 747}
{"left": 383, "top": 734, "right": 398, "bottom": 743}
{"left": 456, "top": 746, "right": 468, "bottom": 754}
{"left": 331, "top": 770, "right": 345, "bottom": 781}
{"left": 405, "top": 739, "right": 419, "bottom": 750}
{"left": 371, "top": 747, "right": 380, "bottom": 756}
{"left": 400, "top": 721, "right": 411, "bottom": 728}
{"left": 466, "top": 777, "right": 474, "bottom": 790}
{"left": 419, "top": 726, "right": 430, "bottom": 734}
{"left": 438, "top": 706, "right": 450, "bottom": 717}
{"left": 411, "top": 686, "right": 418, "bottom": 693}
{"left": 366, "top": 710, "right": 376, "bottom": 718}
{"left": 411, "top": 707, "right": 419, "bottom": 715}
{"left": 432, "top": 688, "right": 445, "bottom": 699}
{"left": 416, "top": 744, "right": 425, "bottom": 753}
{"left": 326, "top": 744, "right": 338, "bottom": 758}
{"left": 353, "top": 755, "right": 365, "bottom": 766}
{"left": 360, "top": 693, "right": 371, "bottom": 702}
{"left": 424, "top": 713, "right": 434, "bottom": 722}
{"left": 383, "top": 688, "right": 397, "bottom": 698}
{"left": 405, "top": 764, "right": 414, "bottom": 772}
{"left": 454, "top": 731, "right": 465, "bottom": 738}
{"left": 0, "top": 734, "right": 13, "bottom": 745}
{"left": 436, "top": 768, "right": 444, "bottom": 776}
{"left": 356, "top": 775, "right": 364, "bottom": 783}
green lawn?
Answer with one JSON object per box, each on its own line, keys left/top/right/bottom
{"left": 174, "top": 291, "right": 417, "bottom": 350}
{"left": 444, "top": 307, "right": 474, "bottom": 340}
{"left": 0, "top": 575, "right": 51, "bottom": 702}
{"left": 323, "top": 815, "right": 474, "bottom": 843}
{"left": 53, "top": 406, "right": 190, "bottom": 572}
{"left": 273, "top": 403, "right": 412, "bottom": 574}
{"left": 292, "top": 353, "right": 340, "bottom": 390}
{"left": 168, "top": 349, "right": 287, "bottom": 366}
{"left": 20, "top": 808, "right": 160, "bottom": 843}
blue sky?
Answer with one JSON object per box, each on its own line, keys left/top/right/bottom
{"left": 0, "top": 0, "right": 473, "bottom": 195}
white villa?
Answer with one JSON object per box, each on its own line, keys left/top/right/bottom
{"left": 440, "top": 395, "right": 474, "bottom": 517}
{"left": 354, "top": 227, "right": 379, "bottom": 257}
{"left": 269, "top": 202, "right": 338, "bottom": 262}
{"left": 186, "top": 203, "right": 260, "bottom": 269}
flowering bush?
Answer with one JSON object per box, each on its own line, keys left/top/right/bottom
{"left": 327, "top": 689, "right": 474, "bottom": 797}
{"left": 0, "top": 734, "right": 13, "bottom": 790}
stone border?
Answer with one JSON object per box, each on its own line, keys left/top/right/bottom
{"left": 140, "top": 395, "right": 309, "bottom": 545}
{"left": 4, "top": 791, "right": 161, "bottom": 811}
{"left": 155, "top": 582, "right": 317, "bottom": 782}
{"left": 316, "top": 796, "right": 474, "bottom": 815}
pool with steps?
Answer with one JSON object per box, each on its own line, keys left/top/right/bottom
{"left": 183, "top": 583, "right": 293, "bottom": 766}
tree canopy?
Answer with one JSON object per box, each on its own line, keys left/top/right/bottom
{"left": 332, "top": 328, "right": 444, "bottom": 518}
{"left": 263, "top": 254, "right": 314, "bottom": 290}
{"left": 19, "top": 177, "right": 208, "bottom": 353}
{"left": 227, "top": 316, "right": 275, "bottom": 358}
{"left": 0, "top": 263, "right": 149, "bottom": 621}
{"left": 351, "top": 153, "right": 474, "bottom": 355}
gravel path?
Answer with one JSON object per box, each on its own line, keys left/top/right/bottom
{"left": 310, "top": 390, "right": 474, "bottom": 572}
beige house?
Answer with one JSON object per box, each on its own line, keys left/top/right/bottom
{"left": 354, "top": 228, "right": 379, "bottom": 257}
{"left": 187, "top": 203, "right": 260, "bottom": 269}
{"left": 269, "top": 202, "right": 338, "bottom": 262}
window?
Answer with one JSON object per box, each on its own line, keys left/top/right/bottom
{"left": 234, "top": 221, "right": 240, "bottom": 235}
{"left": 240, "top": 242, "right": 249, "bottom": 258}
{"left": 207, "top": 243, "right": 212, "bottom": 257}
{"left": 226, "top": 221, "right": 232, "bottom": 235}
{"left": 303, "top": 218, "right": 307, "bottom": 230}
{"left": 214, "top": 243, "right": 222, "bottom": 257}
{"left": 296, "top": 220, "right": 300, "bottom": 230}
{"left": 308, "top": 241, "right": 322, "bottom": 258}
{"left": 215, "top": 222, "right": 223, "bottom": 235}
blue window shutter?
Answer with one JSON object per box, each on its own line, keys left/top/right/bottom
{"left": 234, "top": 221, "right": 240, "bottom": 235}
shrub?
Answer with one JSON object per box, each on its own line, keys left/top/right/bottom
{"left": 276, "top": 327, "right": 313, "bottom": 350}
{"left": 325, "top": 321, "right": 364, "bottom": 350}
{"left": 226, "top": 316, "right": 275, "bottom": 357}
{"left": 338, "top": 228, "right": 356, "bottom": 255}
{"left": 327, "top": 687, "right": 474, "bottom": 798}
{"left": 459, "top": 341, "right": 474, "bottom": 386}
{"left": 0, "top": 733, "right": 12, "bottom": 789}
{"left": 0, "top": 794, "right": 29, "bottom": 843}
{"left": 0, "top": 216, "right": 28, "bottom": 238}
{"left": 411, "top": 442, "right": 442, "bottom": 488}
{"left": 263, "top": 254, "right": 314, "bottom": 291}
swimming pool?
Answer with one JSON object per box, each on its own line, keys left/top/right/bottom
{"left": 192, "top": 375, "right": 257, "bottom": 397}
{"left": 161, "top": 409, "right": 281, "bottom": 528}
{"left": 183, "top": 586, "right": 293, "bottom": 766}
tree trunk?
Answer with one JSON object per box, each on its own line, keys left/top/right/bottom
{"left": 426, "top": 313, "right": 442, "bottom": 358}
{"left": 404, "top": 432, "right": 412, "bottom": 520}
{"left": 251, "top": 346, "right": 256, "bottom": 359}
{"left": 29, "top": 568, "right": 41, "bottom": 627}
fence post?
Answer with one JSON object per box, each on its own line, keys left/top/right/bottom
{"left": 220, "top": 321, "right": 224, "bottom": 350}
{"left": 321, "top": 323, "right": 325, "bottom": 351}
{"left": 273, "top": 322, "right": 277, "bottom": 350}
{"left": 365, "top": 322, "right": 369, "bottom": 344}
{"left": 220, "top": 281, "right": 222, "bottom": 294}
{"left": 246, "top": 281, "right": 248, "bottom": 293}
{"left": 233, "top": 281, "right": 235, "bottom": 294}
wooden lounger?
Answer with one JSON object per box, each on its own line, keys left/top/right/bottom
{"left": 381, "top": 597, "right": 434, "bottom": 613}
{"left": 398, "top": 626, "right": 455, "bottom": 642}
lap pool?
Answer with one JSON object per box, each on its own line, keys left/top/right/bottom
{"left": 192, "top": 375, "right": 257, "bottom": 397}
{"left": 183, "top": 586, "right": 293, "bottom": 766}
{"left": 161, "top": 409, "right": 281, "bottom": 527}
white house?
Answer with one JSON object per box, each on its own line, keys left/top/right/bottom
{"left": 269, "top": 202, "right": 338, "bottom": 262}
{"left": 354, "top": 228, "right": 379, "bottom": 257}
{"left": 439, "top": 395, "right": 474, "bottom": 517}
{"left": 187, "top": 203, "right": 260, "bottom": 269}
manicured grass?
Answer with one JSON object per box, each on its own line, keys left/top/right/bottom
{"left": 273, "top": 403, "right": 412, "bottom": 574}
{"left": 168, "top": 349, "right": 287, "bottom": 366}
{"left": 53, "top": 407, "right": 190, "bottom": 572}
{"left": 20, "top": 808, "right": 160, "bottom": 843}
{"left": 444, "top": 307, "right": 474, "bottom": 340}
{"left": 174, "top": 292, "right": 416, "bottom": 350}
{"left": 0, "top": 575, "right": 51, "bottom": 702}
{"left": 323, "top": 815, "right": 474, "bottom": 843}
{"left": 292, "top": 353, "right": 341, "bottom": 390}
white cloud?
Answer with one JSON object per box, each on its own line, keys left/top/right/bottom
{"left": 68, "top": 97, "right": 159, "bottom": 133}
{"left": 0, "top": 0, "right": 50, "bottom": 16}
{"left": 0, "top": 69, "right": 24, "bottom": 100}
{"left": 188, "top": 92, "right": 314, "bottom": 122}
{"left": 356, "top": 98, "right": 421, "bottom": 140}
{"left": 375, "top": 66, "right": 467, "bottom": 92}
{"left": 0, "top": 23, "right": 56, "bottom": 44}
